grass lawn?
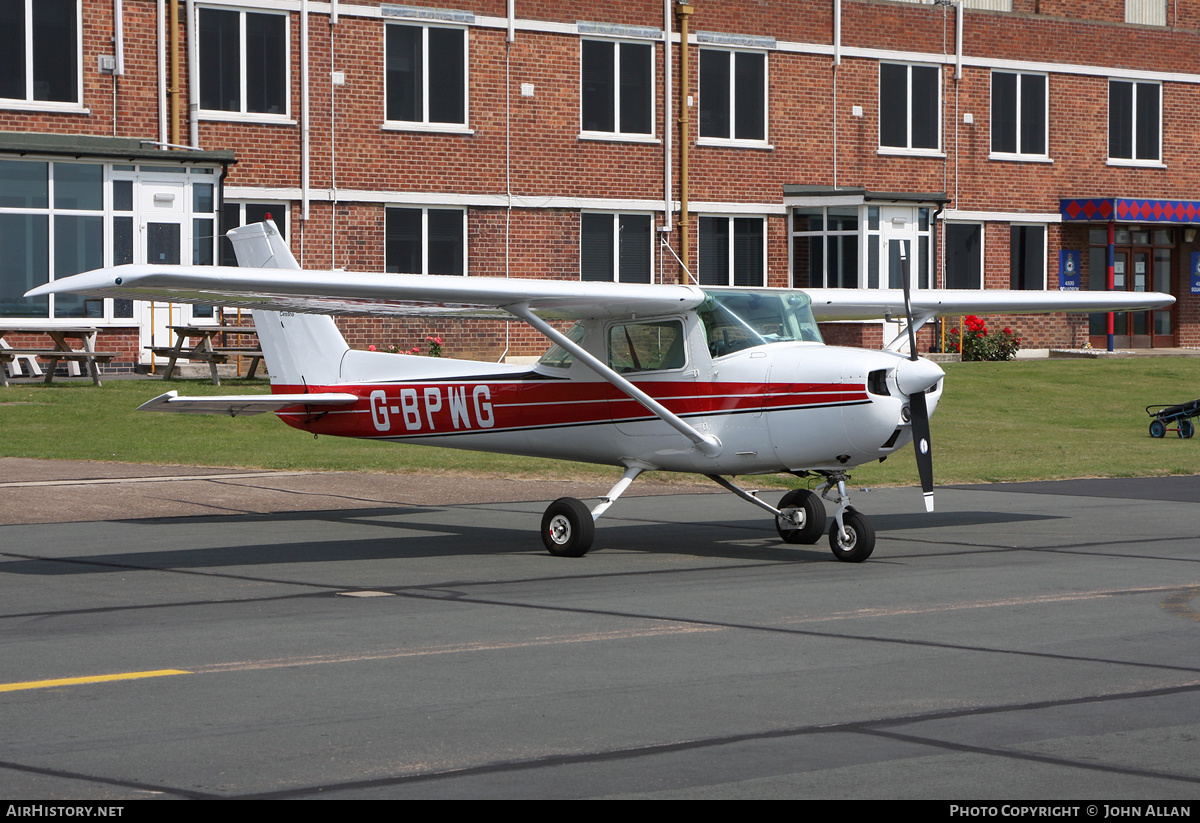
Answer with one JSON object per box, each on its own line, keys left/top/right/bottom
{"left": 2, "top": 358, "right": 1198, "bottom": 487}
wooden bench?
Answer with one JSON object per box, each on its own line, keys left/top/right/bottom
{"left": 0, "top": 328, "right": 115, "bottom": 387}
{"left": 149, "top": 325, "right": 263, "bottom": 386}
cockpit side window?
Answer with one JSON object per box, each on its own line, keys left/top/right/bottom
{"left": 607, "top": 320, "right": 687, "bottom": 373}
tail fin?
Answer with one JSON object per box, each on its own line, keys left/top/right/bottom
{"left": 228, "top": 221, "right": 349, "bottom": 388}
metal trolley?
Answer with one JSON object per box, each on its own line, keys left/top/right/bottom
{"left": 1146, "top": 399, "right": 1200, "bottom": 439}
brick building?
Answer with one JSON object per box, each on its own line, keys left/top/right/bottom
{"left": 2, "top": 0, "right": 1199, "bottom": 367}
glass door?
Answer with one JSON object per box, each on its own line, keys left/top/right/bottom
{"left": 1088, "top": 227, "right": 1175, "bottom": 348}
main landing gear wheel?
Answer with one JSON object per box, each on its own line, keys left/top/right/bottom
{"left": 1150, "top": 419, "right": 1166, "bottom": 438}
{"left": 775, "top": 488, "right": 827, "bottom": 545}
{"left": 1179, "top": 419, "right": 1195, "bottom": 439}
{"left": 541, "top": 497, "right": 595, "bottom": 558}
{"left": 829, "top": 508, "right": 875, "bottom": 563}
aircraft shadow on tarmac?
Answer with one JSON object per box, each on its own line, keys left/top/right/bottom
{"left": 0, "top": 506, "right": 1062, "bottom": 575}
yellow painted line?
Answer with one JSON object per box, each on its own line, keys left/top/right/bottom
{"left": 0, "top": 669, "right": 190, "bottom": 693}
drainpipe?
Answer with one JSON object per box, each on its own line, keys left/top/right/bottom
{"left": 186, "top": 0, "right": 198, "bottom": 148}
{"left": 676, "top": 1, "right": 693, "bottom": 281}
{"left": 832, "top": 0, "right": 840, "bottom": 187}
{"left": 168, "top": 0, "right": 179, "bottom": 147}
{"left": 158, "top": 0, "right": 166, "bottom": 146}
{"left": 662, "top": 0, "right": 672, "bottom": 237}
{"left": 302, "top": 0, "right": 310, "bottom": 223}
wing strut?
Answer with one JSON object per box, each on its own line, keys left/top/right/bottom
{"left": 505, "top": 303, "right": 722, "bottom": 458}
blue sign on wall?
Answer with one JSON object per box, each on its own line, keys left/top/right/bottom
{"left": 1059, "top": 250, "right": 1081, "bottom": 290}
{"left": 1191, "top": 252, "right": 1200, "bottom": 295}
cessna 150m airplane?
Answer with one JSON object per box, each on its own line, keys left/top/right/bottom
{"left": 29, "top": 221, "right": 1173, "bottom": 562}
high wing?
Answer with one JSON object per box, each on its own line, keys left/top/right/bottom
{"left": 30, "top": 267, "right": 1172, "bottom": 322}
{"left": 804, "top": 288, "right": 1175, "bottom": 322}
{"left": 26, "top": 264, "right": 707, "bottom": 321}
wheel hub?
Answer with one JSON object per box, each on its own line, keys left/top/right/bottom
{"left": 548, "top": 515, "right": 572, "bottom": 545}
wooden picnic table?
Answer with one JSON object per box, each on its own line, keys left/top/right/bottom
{"left": 149, "top": 324, "right": 263, "bottom": 386}
{"left": 0, "top": 326, "right": 116, "bottom": 387}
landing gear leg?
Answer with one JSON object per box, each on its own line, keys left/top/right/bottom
{"left": 816, "top": 473, "right": 876, "bottom": 563}
{"left": 540, "top": 466, "right": 644, "bottom": 558}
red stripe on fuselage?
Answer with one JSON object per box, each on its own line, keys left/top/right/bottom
{"left": 271, "top": 380, "right": 868, "bottom": 438}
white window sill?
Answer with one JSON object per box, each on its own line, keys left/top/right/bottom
{"left": 0, "top": 100, "right": 89, "bottom": 115}
{"left": 1106, "top": 158, "right": 1166, "bottom": 168}
{"left": 988, "top": 153, "right": 1053, "bottom": 164}
{"left": 381, "top": 122, "right": 474, "bottom": 135}
{"left": 199, "top": 111, "right": 296, "bottom": 126}
{"left": 877, "top": 147, "right": 946, "bottom": 158}
{"left": 696, "top": 138, "right": 773, "bottom": 150}
{"left": 578, "top": 132, "right": 660, "bottom": 145}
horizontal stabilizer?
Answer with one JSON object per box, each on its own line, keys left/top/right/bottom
{"left": 137, "top": 390, "right": 359, "bottom": 416}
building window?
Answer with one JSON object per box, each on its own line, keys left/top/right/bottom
{"left": 699, "top": 217, "right": 765, "bottom": 287}
{"left": 0, "top": 0, "right": 79, "bottom": 104}
{"left": 991, "top": 72, "right": 1047, "bottom": 158}
{"left": 386, "top": 24, "right": 466, "bottom": 127}
{"left": 1109, "top": 80, "right": 1160, "bottom": 164}
{"left": 199, "top": 7, "right": 288, "bottom": 116}
{"left": 1010, "top": 226, "right": 1045, "bottom": 290}
{"left": 880, "top": 63, "right": 940, "bottom": 152}
{"left": 385, "top": 207, "right": 465, "bottom": 275}
{"left": 581, "top": 40, "right": 652, "bottom": 137}
{"left": 581, "top": 213, "right": 651, "bottom": 283}
{"left": 945, "top": 224, "right": 983, "bottom": 290}
{"left": 1126, "top": 0, "right": 1166, "bottom": 25}
{"left": 699, "top": 49, "right": 766, "bottom": 143}
{"left": 791, "top": 207, "right": 859, "bottom": 288}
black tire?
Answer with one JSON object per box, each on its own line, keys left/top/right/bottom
{"left": 1150, "top": 419, "right": 1167, "bottom": 438}
{"left": 828, "top": 509, "right": 875, "bottom": 563}
{"left": 775, "top": 489, "right": 827, "bottom": 545}
{"left": 1179, "top": 420, "right": 1194, "bottom": 439}
{"left": 541, "top": 497, "right": 595, "bottom": 557}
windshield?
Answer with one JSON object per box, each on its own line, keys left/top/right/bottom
{"left": 698, "top": 289, "right": 823, "bottom": 358}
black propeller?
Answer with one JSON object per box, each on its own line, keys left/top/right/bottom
{"left": 898, "top": 240, "right": 935, "bottom": 513}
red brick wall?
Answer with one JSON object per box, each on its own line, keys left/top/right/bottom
{"left": 5, "top": 1, "right": 1200, "bottom": 360}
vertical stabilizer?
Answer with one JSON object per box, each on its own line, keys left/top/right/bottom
{"left": 227, "top": 221, "right": 349, "bottom": 387}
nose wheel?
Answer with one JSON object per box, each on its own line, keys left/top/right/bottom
{"left": 828, "top": 507, "right": 875, "bottom": 563}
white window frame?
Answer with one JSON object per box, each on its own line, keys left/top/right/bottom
{"left": 382, "top": 22, "right": 471, "bottom": 134}
{"left": 989, "top": 70, "right": 1050, "bottom": 163}
{"left": 579, "top": 39, "right": 656, "bottom": 143}
{"left": 878, "top": 62, "right": 943, "bottom": 157}
{"left": 944, "top": 221, "right": 985, "bottom": 291}
{"left": 1009, "top": 223, "right": 1047, "bottom": 291}
{"left": 579, "top": 212, "right": 653, "bottom": 283}
{"left": 197, "top": 5, "right": 292, "bottom": 124}
{"left": 698, "top": 215, "right": 767, "bottom": 287}
{"left": 1126, "top": 0, "right": 1167, "bottom": 25}
{"left": 384, "top": 206, "right": 467, "bottom": 276}
{"left": 0, "top": 0, "right": 84, "bottom": 112}
{"left": 1107, "top": 79, "right": 1162, "bottom": 167}
{"left": 697, "top": 48, "right": 770, "bottom": 149}
{"left": 789, "top": 206, "right": 862, "bottom": 289}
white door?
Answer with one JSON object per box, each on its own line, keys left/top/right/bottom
{"left": 877, "top": 206, "right": 920, "bottom": 354}
{"left": 136, "top": 181, "right": 191, "bottom": 362}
